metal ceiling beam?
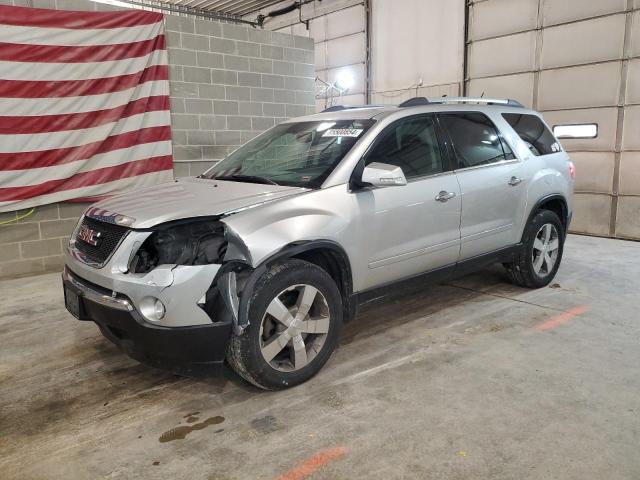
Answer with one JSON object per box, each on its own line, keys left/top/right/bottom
{"left": 232, "top": 0, "right": 284, "bottom": 16}
{"left": 110, "top": 0, "right": 260, "bottom": 25}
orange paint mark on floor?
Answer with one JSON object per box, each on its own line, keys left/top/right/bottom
{"left": 535, "top": 306, "right": 588, "bottom": 331}
{"left": 276, "top": 446, "right": 347, "bottom": 480}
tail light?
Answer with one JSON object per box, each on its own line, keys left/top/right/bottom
{"left": 568, "top": 161, "right": 576, "bottom": 180}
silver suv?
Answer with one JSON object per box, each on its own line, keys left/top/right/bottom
{"left": 63, "top": 97, "right": 574, "bottom": 389}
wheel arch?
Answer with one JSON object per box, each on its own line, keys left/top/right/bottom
{"left": 526, "top": 194, "right": 569, "bottom": 235}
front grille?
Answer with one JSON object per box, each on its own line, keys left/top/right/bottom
{"left": 74, "top": 216, "right": 129, "bottom": 265}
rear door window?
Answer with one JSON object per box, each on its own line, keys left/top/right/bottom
{"left": 438, "top": 113, "right": 513, "bottom": 169}
{"left": 502, "top": 113, "right": 561, "bottom": 156}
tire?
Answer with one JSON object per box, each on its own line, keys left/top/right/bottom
{"left": 504, "top": 209, "right": 565, "bottom": 288}
{"left": 226, "top": 259, "right": 343, "bottom": 390}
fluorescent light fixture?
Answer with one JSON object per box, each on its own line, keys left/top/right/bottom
{"left": 335, "top": 70, "right": 355, "bottom": 90}
{"left": 553, "top": 123, "right": 598, "bottom": 139}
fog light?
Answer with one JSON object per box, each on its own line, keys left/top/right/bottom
{"left": 140, "top": 297, "right": 165, "bottom": 322}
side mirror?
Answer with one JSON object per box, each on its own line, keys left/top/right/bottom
{"left": 361, "top": 162, "right": 407, "bottom": 187}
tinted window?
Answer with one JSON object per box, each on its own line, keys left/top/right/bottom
{"left": 503, "top": 113, "right": 561, "bottom": 156}
{"left": 365, "top": 115, "right": 444, "bottom": 179}
{"left": 439, "top": 113, "right": 510, "bottom": 168}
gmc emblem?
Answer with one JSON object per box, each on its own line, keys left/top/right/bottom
{"left": 77, "top": 225, "right": 101, "bottom": 247}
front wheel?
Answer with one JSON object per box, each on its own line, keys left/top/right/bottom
{"left": 226, "top": 259, "right": 343, "bottom": 390}
{"left": 504, "top": 209, "right": 565, "bottom": 288}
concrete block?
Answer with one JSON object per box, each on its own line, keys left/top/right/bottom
{"left": 171, "top": 113, "right": 199, "bottom": 130}
{"left": 44, "top": 255, "right": 64, "bottom": 272}
{"left": 197, "top": 51, "right": 224, "bottom": 68}
{"left": 59, "top": 203, "right": 90, "bottom": 219}
{"left": 295, "top": 91, "right": 315, "bottom": 105}
{"left": 262, "top": 74, "right": 284, "bottom": 89}
{"left": 181, "top": 33, "right": 209, "bottom": 51}
{"left": 170, "top": 82, "right": 199, "bottom": 98}
{"left": 286, "top": 104, "right": 307, "bottom": 117}
{"left": 215, "top": 131, "right": 241, "bottom": 146}
{"left": 0, "top": 223, "right": 40, "bottom": 244}
{"left": 0, "top": 259, "right": 44, "bottom": 278}
{"left": 210, "top": 37, "right": 237, "bottom": 55}
{"left": 0, "top": 243, "right": 20, "bottom": 263}
{"left": 183, "top": 66, "right": 211, "bottom": 84}
{"left": 283, "top": 47, "right": 305, "bottom": 63}
{"left": 274, "top": 89, "right": 296, "bottom": 103}
{"left": 238, "top": 72, "right": 262, "bottom": 87}
{"left": 213, "top": 100, "right": 239, "bottom": 115}
{"left": 241, "top": 131, "right": 260, "bottom": 143}
{"left": 295, "top": 63, "right": 315, "bottom": 77}
{"left": 239, "top": 102, "right": 263, "bottom": 116}
{"left": 165, "top": 15, "right": 195, "bottom": 34}
{"left": 171, "top": 98, "right": 185, "bottom": 114}
{"left": 0, "top": 211, "right": 17, "bottom": 224}
{"left": 166, "top": 30, "right": 181, "bottom": 49}
{"left": 185, "top": 99, "right": 213, "bottom": 114}
{"left": 212, "top": 69, "right": 238, "bottom": 85}
{"left": 248, "top": 28, "right": 271, "bottom": 45}
{"left": 250, "top": 58, "right": 273, "bottom": 74}
{"left": 295, "top": 36, "right": 314, "bottom": 50}
{"left": 17, "top": 204, "right": 59, "bottom": 223}
{"left": 272, "top": 31, "right": 295, "bottom": 48}
{"left": 195, "top": 18, "right": 222, "bottom": 37}
{"left": 173, "top": 161, "right": 191, "bottom": 178}
{"left": 189, "top": 161, "right": 217, "bottom": 176}
{"left": 226, "top": 86, "right": 251, "bottom": 101}
{"left": 21, "top": 238, "right": 62, "bottom": 259}
{"left": 168, "top": 48, "right": 198, "bottom": 67}
{"left": 251, "top": 87, "right": 274, "bottom": 103}
{"left": 224, "top": 55, "right": 250, "bottom": 72}
{"left": 173, "top": 145, "right": 203, "bottom": 161}
{"left": 237, "top": 41, "right": 261, "bottom": 58}
{"left": 252, "top": 117, "right": 275, "bottom": 130}
{"left": 40, "top": 219, "right": 77, "bottom": 239}
{"left": 263, "top": 103, "right": 286, "bottom": 117}
{"left": 285, "top": 76, "right": 313, "bottom": 91}
{"left": 187, "top": 131, "right": 215, "bottom": 145}
{"left": 273, "top": 60, "right": 295, "bottom": 75}
{"left": 222, "top": 23, "right": 248, "bottom": 41}
{"left": 261, "top": 44, "right": 284, "bottom": 60}
{"left": 227, "top": 116, "right": 252, "bottom": 130}
{"left": 169, "top": 65, "right": 183, "bottom": 82}
{"left": 198, "top": 84, "right": 226, "bottom": 100}
{"left": 172, "top": 130, "right": 187, "bottom": 146}
{"left": 200, "top": 115, "right": 227, "bottom": 131}
{"left": 203, "top": 146, "right": 233, "bottom": 159}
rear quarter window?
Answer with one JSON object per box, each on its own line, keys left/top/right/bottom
{"left": 502, "top": 113, "right": 561, "bottom": 156}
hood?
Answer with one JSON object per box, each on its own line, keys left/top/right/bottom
{"left": 85, "top": 177, "right": 308, "bottom": 229}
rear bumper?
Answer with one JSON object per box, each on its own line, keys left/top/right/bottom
{"left": 63, "top": 268, "right": 232, "bottom": 376}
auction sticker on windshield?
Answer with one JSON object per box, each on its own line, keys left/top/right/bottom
{"left": 322, "top": 128, "right": 363, "bottom": 137}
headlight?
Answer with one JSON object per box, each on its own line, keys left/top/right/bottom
{"left": 129, "top": 219, "right": 227, "bottom": 273}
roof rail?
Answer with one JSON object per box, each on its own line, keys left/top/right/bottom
{"left": 321, "top": 104, "right": 383, "bottom": 112}
{"left": 398, "top": 96, "right": 524, "bottom": 108}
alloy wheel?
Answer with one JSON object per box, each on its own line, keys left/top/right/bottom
{"left": 532, "top": 223, "right": 560, "bottom": 276}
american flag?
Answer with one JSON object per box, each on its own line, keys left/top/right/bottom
{"left": 0, "top": 5, "right": 173, "bottom": 213}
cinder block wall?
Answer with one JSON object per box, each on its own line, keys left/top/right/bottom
{"left": 0, "top": 0, "right": 315, "bottom": 278}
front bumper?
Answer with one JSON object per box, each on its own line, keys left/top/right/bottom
{"left": 63, "top": 268, "right": 232, "bottom": 375}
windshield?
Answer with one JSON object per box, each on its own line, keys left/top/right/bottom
{"left": 202, "top": 119, "right": 375, "bottom": 188}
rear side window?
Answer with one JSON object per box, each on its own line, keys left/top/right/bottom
{"left": 439, "top": 113, "right": 513, "bottom": 168}
{"left": 503, "top": 113, "right": 561, "bottom": 156}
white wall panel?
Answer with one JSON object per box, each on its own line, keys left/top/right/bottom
{"left": 325, "top": 62, "right": 366, "bottom": 95}
{"left": 372, "top": 0, "right": 464, "bottom": 93}
{"left": 541, "top": 15, "right": 626, "bottom": 69}
{"left": 630, "top": 10, "right": 640, "bottom": 59}
{"left": 468, "top": 73, "right": 535, "bottom": 107}
{"left": 622, "top": 105, "right": 640, "bottom": 150}
{"left": 324, "top": 34, "right": 365, "bottom": 70}
{"left": 538, "top": 62, "right": 621, "bottom": 110}
{"left": 309, "top": 4, "right": 365, "bottom": 42}
{"left": 542, "top": 0, "right": 626, "bottom": 26}
{"left": 570, "top": 152, "right": 616, "bottom": 193}
{"left": 615, "top": 197, "right": 640, "bottom": 238}
{"left": 468, "top": 31, "right": 536, "bottom": 78}
{"left": 469, "top": 0, "right": 538, "bottom": 41}
{"left": 570, "top": 193, "right": 612, "bottom": 235}
{"left": 541, "top": 108, "right": 618, "bottom": 151}
{"left": 625, "top": 59, "right": 640, "bottom": 104}
{"left": 619, "top": 152, "right": 640, "bottom": 195}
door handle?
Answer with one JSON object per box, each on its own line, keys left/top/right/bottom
{"left": 508, "top": 176, "right": 523, "bottom": 186}
{"left": 435, "top": 191, "right": 456, "bottom": 202}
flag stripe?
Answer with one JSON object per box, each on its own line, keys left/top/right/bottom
{"left": 0, "top": 126, "right": 172, "bottom": 171}
{"left": 0, "top": 65, "right": 168, "bottom": 98}
{"left": 1, "top": 140, "right": 173, "bottom": 187}
{"left": 0, "top": 156, "right": 173, "bottom": 201}
{"left": 0, "top": 95, "right": 169, "bottom": 134}
{"left": 0, "top": 35, "right": 166, "bottom": 63}
{"left": 0, "top": 79, "right": 169, "bottom": 116}
{"left": 1, "top": 50, "right": 166, "bottom": 81}
{"left": 0, "top": 5, "right": 163, "bottom": 29}
{"left": 0, "top": 110, "right": 171, "bottom": 153}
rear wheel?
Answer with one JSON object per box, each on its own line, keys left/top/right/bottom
{"left": 227, "top": 259, "right": 342, "bottom": 390}
{"left": 504, "top": 209, "right": 564, "bottom": 288}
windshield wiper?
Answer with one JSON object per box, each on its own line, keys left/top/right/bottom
{"left": 213, "top": 174, "right": 279, "bottom": 186}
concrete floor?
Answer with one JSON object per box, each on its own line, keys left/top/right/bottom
{"left": 1, "top": 234, "right": 639, "bottom": 480}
